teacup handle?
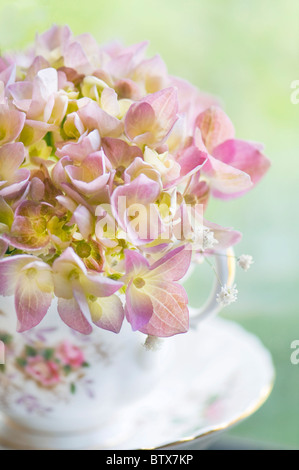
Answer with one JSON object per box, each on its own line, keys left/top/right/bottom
{"left": 189, "top": 248, "right": 236, "bottom": 328}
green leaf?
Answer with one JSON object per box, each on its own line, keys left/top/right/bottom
{"left": 63, "top": 365, "right": 72, "bottom": 375}
{"left": 16, "top": 357, "right": 27, "bottom": 368}
{"left": 70, "top": 383, "right": 76, "bottom": 394}
{"left": 25, "top": 345, "right": 37, "bottom": 357}
{"left": 42, "top": 348, "right": 55, "bottom": 360}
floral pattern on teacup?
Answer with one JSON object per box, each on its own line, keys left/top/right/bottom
{"left": 16, "top": 342, "right": 89, "bottom": 390}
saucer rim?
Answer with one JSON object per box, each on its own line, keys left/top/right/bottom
{"left": 146, "top": 378, "right": 275, "bottom": 450}
{"left": 0, "top": 318, "right": 275, "bottom": 451}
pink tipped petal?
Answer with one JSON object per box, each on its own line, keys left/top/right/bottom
{"left": 111, "top": 174, "right": 161, "bottom": 239}
{"left": 140, "top": 281, "right": 189, "bottom": 337}
{"left": 54, "top": 247, "right": 87, "bottom": 274}
{"left": 8, "top": 81, "right": 34, "bottom": 113}
{"left": 82, "top": 274, "right": 123, "bottom": 298}
{"left": 176, "top": 145, "right": 208, "bottom": 179}
{"left": 58, "top": 297, "right": 93, "bottom": 335}
{"left": 78, "top": 100, "right": 123, "bottom": 138}
{"left": 143, "top": 87, "right": 178, "bottom": 132}
{"left": 56, "top": 130, "right": 101, "bottom": 161}
{"left": 125, "top": 101, "right": 155, "bottom": 141}
{"left": 125, "top": 281, "right": 153, "bottom": 331}
{"left": 124, "top": 157, "right": 162, "bottom": 186}
{"left": 0, "top": 64, "right": 16, "bottom": 86}
{"left": 204, "top": 155, "right": 253, "bottom": 196}
{"left": 64, "top": 41, "right": 91, "bottom": 75}
{"left": 14, "top": 262, "right": 53, "bottom": 332}
{"left": 149, "top": 245, "right": 192, "bottom": 281}
{"left": 52, "top": 156, "right": 72, "bottom": 188}
{"left": 212, "top": 139, "right": 271, "bottom": 195}
{"left": 65, "top": 151, "right": 110, "bottom": 195}
{"left": 107, "top": 41, "right": 148, "bottom": 78}
{"left": 0, "top": 103, "right": 26, "bottom": 145}
{"left": 124, "top": 249, "right": 150, "bottom": 275}
{"left": 204, "top": 220, "right": 242, "bottom": 249}
{"left": 101, "top": 137, "right": 142, "bottom": 169}
{"left": 112, "top": 173, "right": 161, "bottom": 209}
{"left": 195, "top": 106, "right": 235, "bottom": 153}
{"left": 170, "top": 76, "right": 220, "bottom": 132}
{"left": 0, "top": 143, "right": 25, "bottom": 176}
{"left": 89, "top": 295, "right": 124, "bottom": 333}
{"left": 15, "top": 279, "right": 52, "bottom": 332}
{"left": 0, "top": 255, "right": 37, "bottom": 296}
{"left": 71, "top": 205, "right": 94, "bottom": 239}
{"left": 32, "top": 68, "right": 58, "bottom": 104}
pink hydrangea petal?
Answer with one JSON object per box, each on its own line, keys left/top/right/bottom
{"left": 35, "top": 25, "right": 72, "bottom": 58}
{"left": 66, "top": 168, "right": 110, "bottom": 195}
{"left": 15, "top": 263, "right": 53, "bottom": 332}
{"left": 26, "top": 56, "right": 51, "bottom": 81}
{"left": 0, "top": 63, "right": 16, "bottom": 86}
{"left": 0, "top": 142, "right": 25, "bottom": 177}
{"left": 124, "top": 157, "right": 162, "bottom": 186}
{"left": 8, "top": 81, "right": 34, "bottom": 113}
{"left": 125, "top": 101, "right": 156, "bottom": 141}
{"left": 124, "top": 248, "right": 150, "bottom": 275}
{"left": 64, "top": 41, "right": 91, "bottom": 75}
{"left": 170, "top": 76, "right": 219, "bottom": 132}
{"left": 212, "top": 139, "right": 271, "bottom": 197}
{"left": 143, "top": 87, "right": 178, "bottom": 133}
{"left": 0, "top": 175, "right": 30, "bottom": 199}
{"left": 0, "top": 103, "right": 26, "bottom": 144}
{"left": 77, "top": 100, "right": 124, "bottom": 138}
{"left": 65, "top": 151, "right": 110, "bottom": 195}
{"left": 53, "top": 247, "right": 87, "bottom": 276}
{"left": 204, "top": 219, "right": 242, "bottom": 249}
{"left": 140, "top": 280, "right": 189, "bottom": 337}
{"left": 149, "top": 245, "right": 192, "bottom": 281}
{"left": 111, "top": 174, "right": 161, "bottom": 235}
{"left": 204, "top": 155, "right": 253, "bottom": 196}
{"left": 106, "top": 41, "right": 148, "bottom": 78}
{"left": 133, "top": 54, "right": 168, "bottom": 93}
{"left": 56, "top": 130, "right": 101, "bottom": 161}
{"left": 82, "top": 274, "right": 123, "bottom": 298}
{"left": 125, "top": 281, "right": 153, "bottom": 331}
{"left": 71, "top": 205, "right": 94, "bottom": 239}
{"left": 58, "top": 297, "right": 93, "bottom": 335}
{"left": 101, "top": 137, "right": 142, "bottom": 168}
{"left": 89, "top": 295, "right": 124, "bottom": 333}
{"left": 0, "top": 255, "right": 38, "bottom": 296}
{"left": 195, "top": 106, "right": 235, "bottom": 153}
{"left": 52, "top": 156, "right": 72, "bottom": 188}
{"left": 176, "top": 145, "right": 208, "bottom": 180}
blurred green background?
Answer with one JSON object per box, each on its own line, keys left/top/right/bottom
{"left": 0, "top": 0, "right": 298, "bottom": 449}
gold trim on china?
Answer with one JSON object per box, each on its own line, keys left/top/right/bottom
{"left": 149, "top": 378, "right": 275, "bottom": 450}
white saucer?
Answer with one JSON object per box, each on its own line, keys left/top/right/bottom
{"left": 0, "top": 317, "right": 274, "bottom": 450}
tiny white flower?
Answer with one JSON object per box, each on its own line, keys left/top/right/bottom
{"left": 216, "top": 284, "right": 238, "bottom": 307}
{"left": 202, "top": 228, "right": 218, "bottom": 251}
{"left": 238, "top": 254, "right": 254, "bottom": 271}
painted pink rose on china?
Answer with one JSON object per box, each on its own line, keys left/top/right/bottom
{"left": 0, "top": 26, "right": 270, "bottom": 338}
{"left": 24, "top": 356, "right": 61, "bottom": 387}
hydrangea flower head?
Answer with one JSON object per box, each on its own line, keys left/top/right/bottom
{"left": 0, "top": 26, "right": 270, "bottom": 337}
